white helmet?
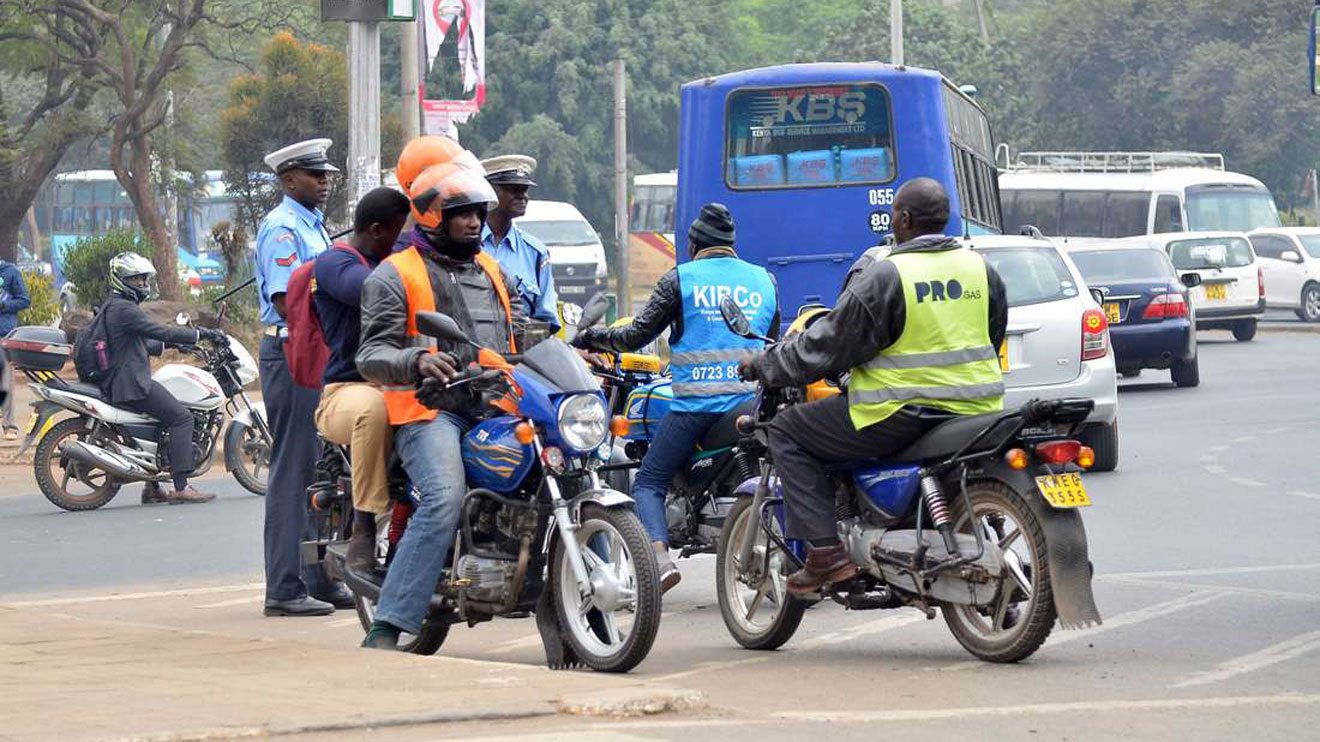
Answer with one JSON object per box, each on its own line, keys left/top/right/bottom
{"left": 109, "top": 251, "right": 158, "bottom": 303}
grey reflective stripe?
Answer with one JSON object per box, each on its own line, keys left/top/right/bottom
{"left": 382, "top": 384, "right": 415, "bottom": 392}
{"left": 864, "top": 345, "right": 997, "bottom": 370}
{"left": 672, "top": 380, "right": 757, "bottom": 396}
{"left": 848, "top": 381, "right": 1005, "bottom": 404}
{"left": 671, "top": 348, "right": 748, "bottom": 366}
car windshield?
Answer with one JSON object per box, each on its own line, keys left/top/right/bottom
{"left": 980, "top": 247, "right": 1079, "bottom": 307}
{"left": 1185, "top": 187, "right": 1281, "bottom": 231}
{"left": 1297, "top": 236, "right": 1320, "bottom": 259}
{"left": 1071, "top": 249, "right": 1173, "bottom": 283}
{"left": 516, "top": 219, "right": 599, "bottom": 246}
{"left": 1167, "top": 236, "right": 1253, "bottom": 270}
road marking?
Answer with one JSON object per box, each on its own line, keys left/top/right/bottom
{"left": 1105, "top": 563, "right": 1320, "bottom": 580}
{"left": 1102, "top": 577, "right": 1320, "bottom": 602}
{"left": 489, "top": 633, "right": 548, "bottom": 655}
{"left": 1230, "top": 435, "right": 1256, "bottom": 444}
{"left": 1208, "top": 445, "right": 1229, "bottom": 453}
{"left": 1204, "top": 465, "right": 1228, "bottom": 474}
{"left": 0, "top": 582, "right": 264, "bottom": 608}
{"left": 192, "top": 595, "right": 264, "bottom": 609}
{"left": 772, "top": 694, "right": 1320, "bottom": 723}
{"left": 798, "top": 613, "right": 927, "bottom": 649}
{"left": 1229, "top": 477, "right": 1265, "bottom": 488}
{"left": 1199, "top": 454, "right": 1216, "bottom": 463}
{"left": 938, "top": 592, "right": 1225, "bottom": 672}
{"left": 1288, "top": 491, "right": 1320, "bottom": 501}
{"left": 1175, "top": 630, "right": 1320, "bottom": 688}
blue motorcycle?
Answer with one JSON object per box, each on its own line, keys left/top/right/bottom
{"left": 326, "top": 302, "right": 662, "bottom": 672}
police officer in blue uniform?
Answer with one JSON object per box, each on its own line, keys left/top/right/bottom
{"left": 254, "top": 138, "right": 352, "bottom": 616}
{"left": 573, "top": 203, "right": 778, "bottom": 591}
{"left": 480, "top": 155, "right": 560, "bottom": 332}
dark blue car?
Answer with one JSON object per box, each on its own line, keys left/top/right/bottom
{"left": 1065, "top": 243, "right": 1202, "bottom": 388}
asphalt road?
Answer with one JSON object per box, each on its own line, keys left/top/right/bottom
{"left": 2, "top": 328, "right": 1319, "bottom": 740}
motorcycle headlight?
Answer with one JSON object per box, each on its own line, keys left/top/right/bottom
{"left": 557, "top": 394, "right": 607, "bottom": 452}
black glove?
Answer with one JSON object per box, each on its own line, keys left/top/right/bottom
{"left": 737, "top": 354, "right": 762, "bottom": 382}
{"left": 198, "top": 328, "right": 227, "bottom": 344}
{"left": 571, "top": 327, "right": 605, "bottom": 351}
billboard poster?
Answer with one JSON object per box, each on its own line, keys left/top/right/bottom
{"left": 421, "top": 0, "right": 486, "bottom": 137}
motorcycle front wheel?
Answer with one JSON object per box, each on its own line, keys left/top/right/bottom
{"left": 224, "top": 419, "right": 269, "bottom": 496}
{"left": 715, "top": 496, "right": 807, "bottom": 650}
{"left": 34, "top": 417, "right": 122, "bottom": 511}
{"left": 941, "top": 479, "right": 1056, "bottom": 663}
{"left": 551, "top": 503, "right": 661, "bottom": 673}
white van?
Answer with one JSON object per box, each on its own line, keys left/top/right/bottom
{"left": 1125, "top": 231, "right": 1264, "bottom": 341}
{"left": 515, "top": 200, "right": 609, "bottom": 301}
{"left": 1000, "top": 151, "right": 1281, "bottom": 238}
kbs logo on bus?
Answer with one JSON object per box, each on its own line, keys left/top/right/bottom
{"left": 756, "top": 88, "right": 867, "bottom": 128}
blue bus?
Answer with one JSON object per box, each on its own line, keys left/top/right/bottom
{"left": 676, "top": 63, "right": 1003, "bottom": 317}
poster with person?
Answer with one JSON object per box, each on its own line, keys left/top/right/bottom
{"left": 421, "top": 0, "right": 486, "bottom": 137}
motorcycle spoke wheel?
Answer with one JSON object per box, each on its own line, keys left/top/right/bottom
{"left": 225, "top": 422, "right": 270, "bottom": 496}
{"left": 551, "top": 503, "right": 660, "bottom": 673}
{"left": 941, "top": 480, "right": 1056, "bottom": 663}
{"left": 351, "top": 590, "right": 448, "bottom": 655}
{"left": 34, "top": 418, "right": 122, "bottom": 511}
{"left": 715, "top": 497, "right": 806, "bottom": 650}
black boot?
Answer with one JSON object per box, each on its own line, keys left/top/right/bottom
{"left": 346, "top": 509, "right": 378, "bottom": 573}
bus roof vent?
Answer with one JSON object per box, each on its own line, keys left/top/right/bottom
{"left": 1012, "top": 151, "right": 1225, "bottom": 173}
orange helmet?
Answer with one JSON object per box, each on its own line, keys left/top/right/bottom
{"left": 396, "top": 135, "right": 465, "bottom": 195}
{"left": 409, "top": 160, "right": 497, "bottom": 230}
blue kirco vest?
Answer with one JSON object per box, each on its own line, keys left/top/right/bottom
{"left": 671, "top": 257, "right": 777, "bottom": 413}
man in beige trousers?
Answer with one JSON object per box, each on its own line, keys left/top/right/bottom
{"left": 310, "top": 188, "right": 411, "bottom": 570}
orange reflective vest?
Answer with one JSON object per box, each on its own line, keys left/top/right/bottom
{"left": 381, "top": 247, "right": 516, "bottom": 425}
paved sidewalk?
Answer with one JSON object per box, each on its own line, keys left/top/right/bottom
{"left": 0, "top": 602, "right": 691, "bottom": 742}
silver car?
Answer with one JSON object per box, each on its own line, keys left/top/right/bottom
{"left": 969, "top": 234, "right": 1121, "bottom": 471}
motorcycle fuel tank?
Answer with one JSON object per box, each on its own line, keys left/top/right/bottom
{"left": 463, "top": 416, "right": 535, "bottom": 493}
{"left": 153, "top": 364, "right": 225, "bottom": 411}
{"left": 623, "top": 379, "right": 673, "bottom": 441}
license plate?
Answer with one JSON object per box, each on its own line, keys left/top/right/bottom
{"left": 1104, "top": 302, "right": 1121, "bottom": 324}
{"left": 1205, "top": 283, "right": 1227, "bottom": 301}
{"left": 23, "top": 412, "right": 38, "bottom": 435}
{"left": 560, "top": 285, "right": 586, "bottom": 294}
{"left": 998, "top": 341, "right": 1009, "bottom": 372}
{"left": 1035, "top": 472, "right": 1091, "bottom": 508}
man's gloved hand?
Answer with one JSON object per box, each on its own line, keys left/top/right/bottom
{"left": 571, "top": 327, "right": 605, "bottom": 351}
{"left": 198, "top": 328, "right": 227, "bottom": 344}
{"left": 737, "top": 353, "right": 762, "bottom": 383}
{"left": 417, "top": 350, "right": 460, "bottom": 383}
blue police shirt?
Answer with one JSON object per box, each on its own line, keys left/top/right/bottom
{"left": 254, "top": 195, "right": 330, "bottom": 327}
{"left": 481, "top": 223, "right": 559, "bottom": 331}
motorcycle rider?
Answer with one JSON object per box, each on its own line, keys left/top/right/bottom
{"left": 354, "top": 156, "right": 525, "bottom": 650}
{"left": 98, "top": 252, "right": 225, "bottom": 504}
{"left": 737, "top": 178, "right": 1008, "bottom": 596}
{"left": 311, "top": 187, "right": 412, "bottom": 572}
{"left": 573, "top": 203, "right": 778, "bottom": 591}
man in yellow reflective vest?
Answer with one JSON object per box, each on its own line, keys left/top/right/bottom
{"left": 738, "top": 178, "right": 1008, "bottom": 596}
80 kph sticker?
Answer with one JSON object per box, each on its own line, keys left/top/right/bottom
{"left": 868, "top": 188, "right": 895, "bottom": 233}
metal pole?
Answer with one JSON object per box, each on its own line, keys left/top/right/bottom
{"left": 890, "top": 0, "right": 904, "bottom": 66}
{"left": 1312, "top": 169, "right": 1319, "bottom": 226}
{"left": 401, "top": 15, "right": 421, "bottom": 139}
{"left": 348, "top": 20, "right": 382, "bottom": 214}
{"left": 613, "top": 58, "right": 630, "bottom": 312}
{"left": 973, "top": 0, "right": 990, "bottom": 43}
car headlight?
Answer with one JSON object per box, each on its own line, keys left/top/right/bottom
{"left": 557, "top": 393, "right": 607, "bottom": 451}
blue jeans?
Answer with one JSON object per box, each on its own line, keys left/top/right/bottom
{"left": 632, "top": 411, "right": 722, "bottom": 545}
{"left": 374, "top": 413, "right": 470, "bottom": 635}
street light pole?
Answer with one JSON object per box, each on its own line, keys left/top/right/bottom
{"left": 400, "top": 14, "right": 421, "bottom": 139}
{"left": 890, "top": 0, "right": 904, "bottom": 66}
{"left": 348, "top": 20, "right": 382, "bottom": 212}
{"left": 613, "top": 59, "right": 630, "bottom": 313}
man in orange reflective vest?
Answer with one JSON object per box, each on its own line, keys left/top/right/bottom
{"left": 355, "top": 160, "right": 524, "bottom": 650}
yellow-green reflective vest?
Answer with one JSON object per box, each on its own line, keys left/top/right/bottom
{"left": 848, "top": 248, "right": 1004, "bottom": 429}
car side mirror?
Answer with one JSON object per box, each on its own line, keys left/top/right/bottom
{"left": 1180, "top": 273, "right": 1203, "bottom": 288}
{"left": 578, "top": 292, "right": 609, "bottom": 330}
{"left": 1089, "top": 287, "right": 1107, "bottom": 306}
{"left": 416, "top": 311, "right": 473, "bottom": 347}
{"left": 1282, "top": 250, "right": 1302, "bottom": 263}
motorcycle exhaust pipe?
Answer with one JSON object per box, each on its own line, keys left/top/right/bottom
{"left": 58, "top": 440, "right": 152, "bottom": 480}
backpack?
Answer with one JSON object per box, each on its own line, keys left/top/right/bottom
{"left": 284, "top": 244, "right": 366, "bottom": 389}
{"left": 72, "top": 304, "right": 114, "bottom": 385}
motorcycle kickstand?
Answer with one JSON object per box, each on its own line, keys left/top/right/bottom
{"left": 534, "top": 581, "right": 581, "bottom": 671}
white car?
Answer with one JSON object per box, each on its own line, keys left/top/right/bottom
{"left": 969, "top": 233, "right": 1121, "bottom": 471}
{"left": 1247, "top": 227, "right": 1320, "bottom": 322}
{"left": 1122, "top": 231, "right": 1263, "bottom": 341}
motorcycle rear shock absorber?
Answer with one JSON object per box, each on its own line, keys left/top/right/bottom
{"left": 920, "top": 472, "right": 962, "bottom": 557}
{"left": 388, "top": 500, "right": 413, "bottom": 546}
{"left": 733, "top": 448, "right": 757, "bottom": 482}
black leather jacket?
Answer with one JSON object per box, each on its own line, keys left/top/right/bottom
{"left": 751, "top": 235, "right": 1008, "bottom": 388}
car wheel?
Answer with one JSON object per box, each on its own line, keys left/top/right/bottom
{"left": 1298, "top": 284, "right": 1320, "bottom": 323}
{"left": 1232, "top": 319, "right": 1257, "bottom": 342}
{"left": 1078, "top": 422, "right": 1118, "bottom": 473}
{"left": 1171, "top": 355, "right": 1200, "bottom": 388}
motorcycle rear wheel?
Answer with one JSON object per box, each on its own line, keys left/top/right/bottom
{"left": 551, "top": 503, "right": 661, "bottom": 673}
{"left": 715, "top": 496, "right": 807, "bottom": 650}
{"left": 352, "top": 591, "right": 450, "bottom": 655}
{"left": 941, "top": 480, "right": 1056, "bottom": 663}
{"left": 34, "top": 418, "right": 123, "bottom": 511}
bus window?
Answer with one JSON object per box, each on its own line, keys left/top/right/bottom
{"left": 1102, "top": 192, "right": 1152, "bottom": 238}
{"left": 725, "top": 84, "right": 894, "bottom": 190}
{"left": 1003, "top": 190, "right": 1061, "bottom": 235}
{"left": 1153, "top": 194, "right": 1183, "bottom": 233}
{"left": 1059, "top": 191, "right": 1106, "bottom": 237}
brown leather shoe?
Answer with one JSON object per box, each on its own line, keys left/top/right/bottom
{"left": 346, "top": 513, "right": 378, "bottom": 573}
{"left": 141, "top": 482, "right": 170, "bottom": 505}
{"left": 786, "top": 543, "right": 860, "bottom": 597}
{"left": 166, "top": 486, "right": 216, "bottom": 504}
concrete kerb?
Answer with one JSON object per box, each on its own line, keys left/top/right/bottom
{"left": 113, "top": 708, "right": 554, "bottom": 742}
{"left": 1258, "top": 322, "right": 1320, "bottom": 334}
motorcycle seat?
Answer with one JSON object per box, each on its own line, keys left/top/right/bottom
{"left": 698, "top": 398, "right": 757, "bottom": 452}
{"left": 58, "top": 379, "right": 106, "bottom": 401}
{"left": 891, "top": 411, "right": 1013, "bottom": 464}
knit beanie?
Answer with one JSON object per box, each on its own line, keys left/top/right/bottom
{"left": 688, "top": 203, "right": 735, "bottom": 253}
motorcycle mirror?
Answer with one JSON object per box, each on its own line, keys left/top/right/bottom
{"left": 416, "top": 311, "right": 477, "bottom": 348}
{"left": 719, "top": 296, "right": 754, "bottom": 338}
{"left": 578, "top": 292, "right": 609, "bottom": 329}
{"left": 175, "top": 312, "right": 190, "bottom": 326}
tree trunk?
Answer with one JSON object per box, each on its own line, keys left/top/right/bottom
{"left": 111, "top": 121, "right": 180, "bottom": 301}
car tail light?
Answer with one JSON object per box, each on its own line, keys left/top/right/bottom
{"left": 1036, "top": 440, "right": 1082, "bottom": 465}
{"left": 1142, "top": 293, "right": 1189, "bottom": 320}
{"left": 1258, "top": 266, "right": 1265, "bottom": 299}
{"left": 1081, "top": 308, "right": 1108, "bottom": 361}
